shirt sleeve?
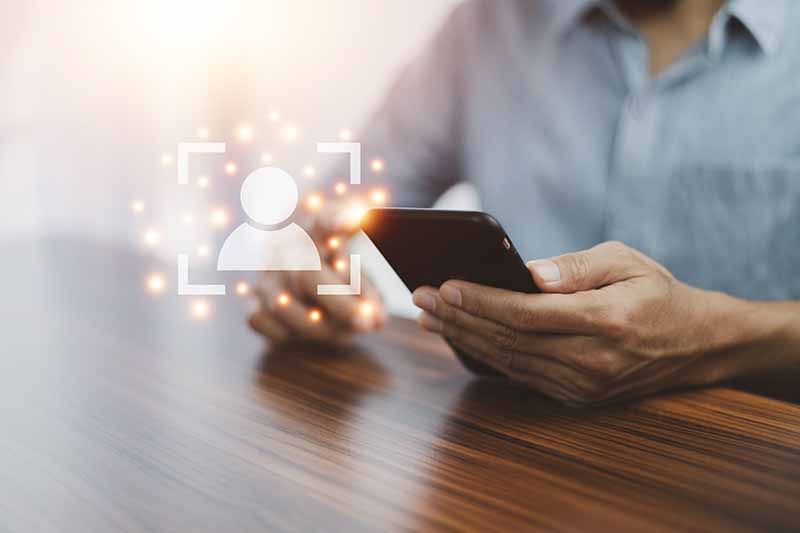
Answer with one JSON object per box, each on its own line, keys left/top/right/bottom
{"left": 348, "top": 4, "right": 469, "bottom": 208}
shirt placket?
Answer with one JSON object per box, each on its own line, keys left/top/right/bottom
{"left": 605, "top": 30, "right": 661, "bottom": 249}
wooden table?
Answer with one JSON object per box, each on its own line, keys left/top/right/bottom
{"left": 1, "top": 240, "right": 799, "bottom": 532}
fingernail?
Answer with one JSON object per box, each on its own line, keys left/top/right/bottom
{"left": 419, "top": 312, "right": 443, "bottom": 332}
{"left": 412, "top": 289, "right": 436, "bottom": 312}
{"left": 439, "top": 284, "right": 462, "bottom": 307}
{"left": 528, "top": 259, "right": 561, "bottom": 283}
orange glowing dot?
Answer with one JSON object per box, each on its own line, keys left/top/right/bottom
{"left": 338, "top": 128, "right": 352, "bottom": 141}
{"left": 344, "top": 203, "right": 367, "bottom": 226}
{"left": 225, "top": 162, "right": 237, "bottom": 175}
{"left": 369, "top": 189, "right": 387, "bottom": 205}
{"left": 161, "top": 153, "right": 174, "bottom": 166}
{"left": 131, "top": 200, "right": 145, "bottom": 214}
{"left": 196, "top": 244, "right": 210, "bottom": 257}
{"left": 197, "top": 176, "right": 210, "bottom": 188}
{"left": 334, "top": 182, "right": 347, "bottom": 195}
{"left": 268, "top": 110, "right": 281, "bottom": 122}
{"left": 359, "top": 301, "right": 375, "bottom": 318}
{"left": 210, "top": 208, "right": 229, "bottom": 227}
{"left": 191, "top": 299, "right": 210, "bottom": 319}
{"left": 283, "top": 124, "right": 299, "bottom": 142}
{"left": 237, "top": 123, "right": 254, "bottom": 142}
{"left": 308, "top": 308, "right": 322, "bottom": 323}
{"left": 370, "top": 158, "right": 384, "bottom": 173}
{"left": 261, "top": 152, "right": 274, "bottom": 164}
{"left": 306, "top": 193, "right": 323, "bottom": 211}
{"left": 197, "top": 126, "right": 209, "bottom": 138}
{"left": 235, "top": 281, "right": 250, "bottom": 296}
{"left": 277, "top": 292, "right": 291, "bottom": 307}
{"left": 328, "top": 236, "right": 341, "bottom": 249}
{"left": 145, "top": 273, "right": 166, "bottom": 294}
{"left": 143, "top": 228, "right": 161, "bottom": 246}
{"left": 334, "top": 258, "right": 347, "bottom": 272}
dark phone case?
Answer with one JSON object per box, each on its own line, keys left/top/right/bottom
{"left": 360, "top": 208, "right": 539, "bottom": 376}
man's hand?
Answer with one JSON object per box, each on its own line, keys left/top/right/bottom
{"left": 248, "top": 201, "right": 387, "bottom": 346}
{"left": 412, "top": 241, "right": 793, "bottom": 406}
{"left": 249, "top": 267, "right": 386, "bottom": 346}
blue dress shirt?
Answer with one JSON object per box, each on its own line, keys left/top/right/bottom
{"left": 356, "top": 0, "right": 800, "bottom": 300}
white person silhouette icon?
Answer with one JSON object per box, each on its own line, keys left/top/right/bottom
{"left": 217, "top": 166, "right": 322, "bottom": 271}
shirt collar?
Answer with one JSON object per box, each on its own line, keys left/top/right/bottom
{"left": 556, "top": 0, "right": 788, "bottom": 57}
{"left": 726, "top": 0, "right": 788, "bottom": 56}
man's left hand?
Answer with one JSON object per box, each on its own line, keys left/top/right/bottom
{"left": 412, "top": 241, "right": 758, "bottom": 406}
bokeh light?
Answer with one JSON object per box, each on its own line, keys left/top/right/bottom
{"left": 143, "top": 228, "right": 161, "bottom": 247}
{"left": 370, "top": 158, "right": 384, "bottom": 173}
{"left": 334, "top": 182, "right": 347, "bottom": 195}
{"left": 182, "top": 212, "right": 194, "bottom": 225}
{"left": 210, "top": 208, "right": 229, "bottom": 227}
{"left": 369, "top": 189, "right": 387, "bottom": 205}
{"left": 161, "top": 153, "right": 174, "bottom": 166}
{"left": 359, "top": 301, "right": 375, "bottom": 318}
{"left": 197, "top": 176, "right": 210, "bottom": 189}
{"left": 277, "top": 292, "right": 291, "bottom": 307}
{"left": 145, "top": 273, "right": 166, "bottom": 294}
{"left": 225, "top": 161, "right": 238, "bottom": 175}
{"left": 303, "top": 164, "right": 316, "bottom": 178}
{"left": 338, "top": 128, "right": 352, "bottom": 141}
{"left": 327, "top": 236, "right": 341, "bottom": 250}
{"left": 283, "top": 124, "right": 300, "bottom": 142}
{"left": 131, "top": 200, "right": 145, "bottom": 214}
{"left": 237, "top": 123, "right": 254, "bottom": 142}
{"left": 268, "top": 110, "right": 281, "bottom": 122}
{"left": 197, "top": 126, "right": 209, "bottom": 139}
{"left": 261, "top": 152, "right": 274, "bottom": 164}
{"left": 308, "top": 308, "right": 322, "bottom": 323}
{"left": 235, "top": 281, "right": 250, "bottom": 296}
{"left": 191, "top": 299, "right": 210, "bottom": 319}
{"left": 306, "top": 193, "right": 323, "bottom": 211}
{"left": 196, "top": 243, "right": 210, "bottom": 257}
{"left": 334, "top": 258, "right": 347, "bottom": 272}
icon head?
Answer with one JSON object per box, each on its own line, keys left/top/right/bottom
{"left": 240, "top": 166, "right": 298, "bottom": 226}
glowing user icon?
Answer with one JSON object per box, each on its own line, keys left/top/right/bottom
{"left": 217, "top": 166, "right": 322, "bottom": 271}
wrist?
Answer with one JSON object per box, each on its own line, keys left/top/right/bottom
{"left": 691, "top": 288, "right": 800, "bottom": 383}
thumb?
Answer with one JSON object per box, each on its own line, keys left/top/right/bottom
{"left": 527, "top": 241, "right": 644, "bottom": 293}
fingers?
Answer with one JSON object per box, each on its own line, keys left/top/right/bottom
{"left": 254, "top": 273, "right": 353, "bottom": 344}
{"left": 527, "top": 241, "right": 648, "bottom": 294}
{"left": 444, "top": 334, "right": 588, "bottom": 405}
{"left": 414, "top": 283, "right": 602, "bottom": 335}
{"left": 288, "top": 265, "right": 385, "bottom": 332}
{"left": 248, "top": 310, "right": 291, "bottom": 344}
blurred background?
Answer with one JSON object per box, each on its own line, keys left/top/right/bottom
{"left": 0, "top": 0, "right": 475, "bottom": 316}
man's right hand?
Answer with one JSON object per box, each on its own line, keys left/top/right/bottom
{"left": 247, "top": 200, "right": 387, "bottom": 346}
{"left": 248, "top": 266, "right": 386, "bottom": 346}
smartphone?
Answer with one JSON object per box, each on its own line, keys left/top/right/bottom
{"left": 360, "top": 208, "right": 538, "bottom": 376}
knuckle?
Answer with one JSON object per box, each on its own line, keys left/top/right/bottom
{"left": 567, "top": 253, "right": 592, "bottom": 287}
{"left": 489, "top": 324, "right": 519, "bottom": 351}
{"left": 597, "top": 301, "right": 635, "bottom": 339}
{"left": 572, "top": 351, "right": 622, "bottom": 381}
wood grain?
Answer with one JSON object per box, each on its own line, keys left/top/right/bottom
{"left": 0, "top": 240, "right": 798, "bottom": 532}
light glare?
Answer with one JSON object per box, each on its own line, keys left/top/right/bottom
{"left": 191, "top": 299, "right": 210, "bottom": 319}
{"left": 146, "top": 273, "right": 166, "bottom": 294}
{"left": 143, "top": 228, "right": 161, "bottom": 246}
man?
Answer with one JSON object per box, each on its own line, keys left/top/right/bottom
{"left": 249, "top": 0, "right": 800, "bottom": 405}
